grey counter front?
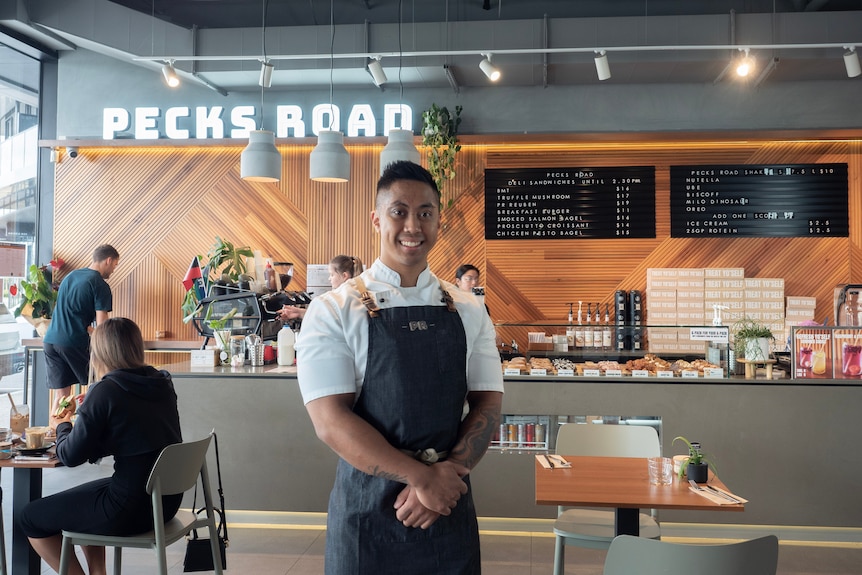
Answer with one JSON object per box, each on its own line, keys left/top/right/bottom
{"left": 167, "top": 363, "right": 862, "bottom": 529}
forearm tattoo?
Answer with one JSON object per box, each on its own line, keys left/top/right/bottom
{"left": 449, "top": 404, "right": 501, "bottom": 469}
{"left": 369, "top": 466, "right": 406, "bottom": 482}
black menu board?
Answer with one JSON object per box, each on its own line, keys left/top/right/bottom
{"left": 670, "top": 164, "right": 848, "bottom": 237}
{"left": 484, "top": 167, "right": 656, "bottom": 239}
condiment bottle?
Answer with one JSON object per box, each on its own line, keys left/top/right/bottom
{"left": 277, "top": 325, "right": 296, "bottom": 366}
{"left": 264, "top": 260, "right": 277, "bottom": 291}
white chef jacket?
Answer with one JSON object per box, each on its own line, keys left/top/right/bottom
{"left": 296, "top": 259, "right": 504, "bottom": 404}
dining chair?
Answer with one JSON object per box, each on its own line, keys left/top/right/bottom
{"left": 552, "top": 423, "right": 662, "bottom": 575}
{"left": 58, "top": 433, "right": 223, "bottom": 575}
{"left": 603, "top": 534, "right": 779, "bottom": 575}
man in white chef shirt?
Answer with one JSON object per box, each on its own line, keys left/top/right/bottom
{"left": 296, "top": 160, "right": 503, "bottom": 574}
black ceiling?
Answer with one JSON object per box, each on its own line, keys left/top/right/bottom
{"left": 108, "top": 0, "right": 862, "bottom": 30}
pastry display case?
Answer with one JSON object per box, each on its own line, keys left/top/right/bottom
{"left": 495, "top": 322, "right": 731, "bottom": 378}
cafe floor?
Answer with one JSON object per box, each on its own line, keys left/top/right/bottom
{"left": 1, "top": 458, "right": 860, "bottom": 575}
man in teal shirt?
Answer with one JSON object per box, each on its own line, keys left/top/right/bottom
{"left": 43, "top": 245, "right": 119, "bottom": 415}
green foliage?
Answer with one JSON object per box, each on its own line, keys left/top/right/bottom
{"left": 14, "top": 264, "right": 59, "bottom": 320}
{"left": 204, "top": 237, "right": 254, "bottom": 283}
{"left": 673, "top": 436, "right": 717, "bottom": 479}
{"left": 421, "top": 103, "right": 462, "bottom": 208}
{"left": 204, "top": 306, "right": 238, "bottom": 331}
{"left": 181, "top": 237, "right": 253, "bottom": 321}
{"left": 732, "top": 316, "right": 775, "bottom": 358}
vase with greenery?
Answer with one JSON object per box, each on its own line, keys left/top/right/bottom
{"left": 732, "top": 316, "right": 774, "bottom": 361}
{"left": 673, "top": 436, "right": 716, "bottom": 483}
{"left": 12, "top": 259, "right": 65, "bottom": 336}
{"left": 421, "top": 103, "right": 462, "bottom": 208}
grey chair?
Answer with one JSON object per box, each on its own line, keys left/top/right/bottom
{"left": 58, "top": 434, "right": 223, "bottom": 575}
{"left": 553, "top": 423, "right": 662, "bottom": 575}
{"left": 603, "top": 534, "right": 779, "bottom": 575}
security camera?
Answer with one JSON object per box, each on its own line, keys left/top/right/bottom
{"left": 67, "top": 146, "right": 79, "bottom": 158}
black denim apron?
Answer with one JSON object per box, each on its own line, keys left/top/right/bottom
{"left": 324, "top": 280, "right": 480, "bottom": 575}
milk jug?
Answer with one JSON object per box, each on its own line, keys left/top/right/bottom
{"left": 277, "top": 325, "right": 296, "bottom": 366}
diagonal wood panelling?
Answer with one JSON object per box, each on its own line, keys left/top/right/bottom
{"left": 50, "top": 136, "right": 861, "bottom": 346}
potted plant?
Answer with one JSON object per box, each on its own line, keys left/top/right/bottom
{"left": 421, "top": 103, "right": 462, "bottom": 208}
{"left": 181, "top": 237, "right": 253, "bottom": 321}
{"left": 672, "top": 436, "right": 715, "bottom": 483}
{"left": 11, "top": 259, "right": 65, "bottom": 336}
{"left": 732, "top": 316, "right": 774, "bottom": 361}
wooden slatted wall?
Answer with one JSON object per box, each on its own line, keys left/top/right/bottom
{"left": 51, "top": 136, "right": 860, "bottom": 345}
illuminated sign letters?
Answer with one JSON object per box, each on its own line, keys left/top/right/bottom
{"left": 102, "top": 103, "right": 414, "bottom": 140}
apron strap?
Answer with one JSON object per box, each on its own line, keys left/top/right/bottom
{"left": 353, "top": 277, "right": 381, "bottom": 318}
{"left": 354, "top": 277, "right": 458, "bottom": 316}
{"left": 439, "top": 284, "right": 458, "bottom": 313}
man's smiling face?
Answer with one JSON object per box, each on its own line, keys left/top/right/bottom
{"left": 371, "top": 179, "right": 440, "bottom": 287}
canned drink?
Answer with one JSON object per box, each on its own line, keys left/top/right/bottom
{"left": 536, "top": 424, "right": 546, "bottom": 448}
{"left": 508, "top": 424, "right": 517, "bottom": 446}
{"left": 517, "top": 423, "right": 526, "bottom": 447}
{"left": 499, "top": 424, "right": 507, "bottom": 447}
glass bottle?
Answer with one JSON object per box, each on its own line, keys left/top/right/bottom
{"left": 593, "top": 303, "right": 602, "bottom": 349}
{"left": 602, "top": 303, "right": 613, "bottom": 349}
{"left": 584, "top": 303, "right": 594, "bottom": 347}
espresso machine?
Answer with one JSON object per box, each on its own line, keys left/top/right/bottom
{"left": 834, "top": 284, "right": 862, "bottom": 326}
{"left": 192, "top": 290, "right": 293, "bottom": 345}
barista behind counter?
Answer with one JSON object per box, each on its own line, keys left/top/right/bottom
{"left": 278, "top": 255, "right": 364, "bottom": 323}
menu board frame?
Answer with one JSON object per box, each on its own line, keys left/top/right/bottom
{"left": 484, "top": 167, "right": 656, "bottom": 240}
{"left": 670, "top": 163, "right": 848, "bottom": 238}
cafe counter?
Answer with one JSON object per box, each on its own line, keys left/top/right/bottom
{"left": 162, "top": 362, "right": 862, "bottom": 530}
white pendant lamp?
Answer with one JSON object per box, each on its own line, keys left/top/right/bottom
{"left": 380, "top": 129, "right": 420, "bottom": 173}
{"left": 594, "top": 51, "right": 611, "bottom": 81}
{"left": 844, "top": 47, "right": 861, "bottom": 78}
{"left": 310, "top": 130, "right": 350, "bottom": 182}
{"left": 241, "top": 130, "right": 281, "bottom": 182}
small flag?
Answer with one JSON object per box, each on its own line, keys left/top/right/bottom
{"left": 182, "top": 257, "right": 206, "bottom": 300}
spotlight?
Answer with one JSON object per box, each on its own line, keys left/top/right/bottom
{"left": 844, "top": 47, "right": 861, "bottom": 78}
{"left": 735, "top": 49, "right": 754, "bottom": 77}
{"left": 161, "top": 61, "right": 180, "bottom": 87}
{"left": 259, "top": 60, "right": 274, "bottom": 88}
{"left": 594, "top": 50, "right": 611, "bottom": 81}
{"left": 479, "top": 54, "right": 501, "bottom": 81}
{"left": 67, "top": 146, "right": 79, "bottom": 158}
{"left": 367, "top": 56, "right": 387, "bottom": 87}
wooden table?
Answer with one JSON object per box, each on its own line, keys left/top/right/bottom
{"left": 535, "top": 456, "right": 745, "bottom": 537}
{"left": 0, "top": 455, "right": 63, "bottom": 575}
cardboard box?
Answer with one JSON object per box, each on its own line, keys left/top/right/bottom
{"left": 677, "top": 268, "right": 705, "bottom": 279}
{"left": 786, "top": 308, "right": 816, "bottom": 319}
{"left": 745, "top": 278, "right": 785, "bottom": 289}
{"left": 645, "top": 289, "right": 677, "bottom": 302}
{"left": 704, "top": 268, "right": 745, "bottom": 278}
{"left": 787, "top": 296, "right": 817, "bottom": 308}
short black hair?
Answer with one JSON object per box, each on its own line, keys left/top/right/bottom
{"left": 92, "top": 244, "right": 119, "bottom": 262}
{"left": 376, "top": 161, "right": 439, "bottom": 207}
{"left": 455, "top": 264, "right": 480, "bottom": 279}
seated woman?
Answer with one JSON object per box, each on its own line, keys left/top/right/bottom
{"left": 21, "top": 317, "right": 182, "bottom": 575}
{"left": 278, "top": 254, "right": 364, "bottom": 321}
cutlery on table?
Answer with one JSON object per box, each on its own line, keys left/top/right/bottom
{"left": 543, "top": 454, "right": 555, "bottom": 470}
{"left": 689, "top": 479, "right": 740, "bottom": 503}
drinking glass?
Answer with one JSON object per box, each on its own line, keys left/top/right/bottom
{"left": 10, "top": 404, "right": 29, "bottom": 435}
{"left": 842, "top": 343, "right": 862, "bottom": 377}
{"left": 797, "top": 346, "right": 813, "bottom": 370}
{"left": 812, "top": 351, "right": 827, "bottom": 375}
{"left": 648, "top": 456, "right": 673, "bottom": 485}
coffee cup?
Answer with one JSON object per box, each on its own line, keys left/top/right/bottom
{"left": 25, "top": 427, "right": 47, "bottom": 449}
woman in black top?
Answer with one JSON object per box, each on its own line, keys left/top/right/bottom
{"left": 21, "top": 318, "right": 182, "bottom": 575}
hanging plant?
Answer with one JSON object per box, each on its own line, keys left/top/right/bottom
{"left": 422, "top": 103, "right": 462, "bottom": 208}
